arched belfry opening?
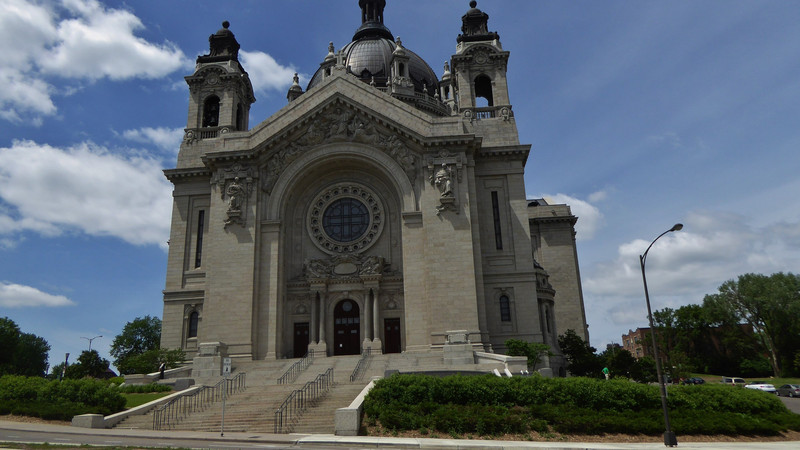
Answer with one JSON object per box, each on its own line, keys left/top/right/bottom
{"left": 474, "top": 74, "right": 493, "bottom": 107}
{"left": 202, "top": 95, "right": 220, "bottom": 128}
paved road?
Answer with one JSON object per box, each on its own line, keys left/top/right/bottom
{"left": 2, "top": 420, "right": 800, "bottom": 450}
{"left": 779, "top": 395, "right": 800, "bottom": 414}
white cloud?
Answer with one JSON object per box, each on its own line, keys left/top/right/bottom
{"left": 0, "top": 282, "right": 75, "bottom": 308}
{"left": 0, "top": 0, "right": 188, "bottom": 123}
{"left": 540, "top": 193, "right": 604, "bottom": 241}
{"left": 240, "top": 50, "right": 302, "bottom": 94}
{"left": 582, "top": 210, "right": 800, "bottom": 345}
{"left": 0, "top": 140, "right": 172, "bottom": 248}
{"left": 122, "top": 127, "right": 184, "bottom": 153}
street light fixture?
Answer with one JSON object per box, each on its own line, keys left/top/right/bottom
{"left": 640, "top": 223, "right": 682, "bottom": 448}
{"left": 81, "top": 335, "right": 103, "bottom": 352}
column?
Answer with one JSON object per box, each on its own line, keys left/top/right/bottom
{"left": 319, "top": 291, "right": 326, "bottom": 344}
{"left": 365, "top": 290, "right": 374, "bottom": 341}
{"left": 311, "top": 291, "right": 318, "bottom": 343}
{"left": 372, "top": 291, "right": 380, "bottom": 343}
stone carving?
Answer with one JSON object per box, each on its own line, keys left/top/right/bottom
{"left": 433, "top": 164, "right": 454, "bottom": 198}
{"left": 303, "top": 254, "right": 389, "bottom": 281}
{"left": 261, "top": 107, "right": 417, "bottom": 194}
{"left": 212, "top": 163, "right": 256, "bottom": 227}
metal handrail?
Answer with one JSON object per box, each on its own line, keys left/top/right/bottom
{"left": 152, "top": 372, "right": 246, "bottom": 430}
{"left": 277, "top": 349, "right": 314, "bottom": 384}
{"left": 273, "top": 367, "right": 334, "bottom": 433}
{"left": 350, "top": 348, "right": 373, "bottom": 382}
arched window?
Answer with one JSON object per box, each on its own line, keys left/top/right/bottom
{"left": 202, "top": 95, "right": 220, "bottom": 127}
{"left": 188, "top": 311, "right": 199, "bottom": 338}
{"left": 499, "top": 295, "right": 511, "bottom": 322}
{"left": 474, "top": 74, "right": 493, "bottom": 107}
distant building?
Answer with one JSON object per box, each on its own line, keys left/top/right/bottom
{"left": 622, "top": 328, "right": 651, "bottom": 359}
{"left": 159, "top": 1, "right": 587, "bottom": 369}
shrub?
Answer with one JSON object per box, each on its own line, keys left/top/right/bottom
{"left": 0, "top": 375, "right": 126, "bottom": 419}
{"left": 118, "top": 383, "right": 172, "bottom": 394}
{"left": 363, "top": 373, "right": 800, "bottom": 437}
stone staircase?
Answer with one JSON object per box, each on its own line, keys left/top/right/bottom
{"left": 114, "top": 351, "right": 501, "bottom": 433}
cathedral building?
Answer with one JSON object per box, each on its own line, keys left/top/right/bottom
{"left": 160, "top": 0, "right": 588, "bottom": 369}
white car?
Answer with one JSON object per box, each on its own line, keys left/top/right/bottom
{"left": 745, "top": 382, "right": 778, "bottom": 394}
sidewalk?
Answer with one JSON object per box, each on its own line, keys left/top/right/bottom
{"left": 1, "top": 420, "right": 799, "bottom": 449}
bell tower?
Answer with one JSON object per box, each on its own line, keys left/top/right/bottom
{"left": 184, "top": 22, "right": 255, "bottom": 136}
{"left": 449, "top": 1, "right": 512, "bottom": 120}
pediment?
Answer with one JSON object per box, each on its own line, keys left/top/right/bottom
{"left": 258, "top": 97, "right": 421, "bottom": 194}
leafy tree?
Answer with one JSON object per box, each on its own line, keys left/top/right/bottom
{"left": 51, "top": 350, "right": 110, "bottom": 379}
{"left": 557, "top": 329, "right": 603, "bottom": 377}
{"left": 110, "top": 316, "right": 161, "bottom": 374}
{"left": 0, "top": 317, "right": 50, "bottom": 377}
{"left": 703, "top": 272, "right": 800, "bottom": 376}
{"left": 110, "top": 316, "right": 185, "bottom": 374}
{"left": 505, "top": 339, "right": 553, "bottom": 369}
{"left": 600, "top": 346, "right": 636, "bottom": 379}
{"left": 629, "top": 356, "right": 657, "bottom": 383}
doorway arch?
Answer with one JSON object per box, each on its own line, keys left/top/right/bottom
{"left": 333, "top": 299, "right": 361, "bottom": 355}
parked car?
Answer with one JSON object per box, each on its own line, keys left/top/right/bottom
{"left": 777, "top": 384, "right": 800, "bottom": 397}
{"left": 682, "top": 377, "right": 706, "bottom": 385}
{"left": 721, "top": 376, "right": 746, "bottom": 386}
{"left": 745, "top": 382, "right": 778, "bottom": 394}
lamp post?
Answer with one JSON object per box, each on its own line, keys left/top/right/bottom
{"left": 81, "top": 335, "right": 102, "bottom": 352}
{"left": 640, "top": 223, "right": 682, "bottom": 448}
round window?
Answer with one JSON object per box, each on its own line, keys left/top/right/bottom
{"left": 322, "top": 198, "right": 370, "bottom": 242}
{"left": 307, "top": 183, "right": 384, "bottom": 254}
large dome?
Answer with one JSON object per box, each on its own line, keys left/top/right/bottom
{"left": 306, "top": 0, "right": 439, "bottom": 96}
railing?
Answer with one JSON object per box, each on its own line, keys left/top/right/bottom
{"left": 473, "top": 107, "right": 496, "bottom": 119}
{"left": 350, "top": 348, "right": 373, "bottom": 382}
{"left": 277, "top": 349, "right": 314, "bottom": 384}
{"left": 273, "top": 367, "right": 335, "bottom": 434}
{"left": 152, "top": 372, "right": 246, "bottom": 430}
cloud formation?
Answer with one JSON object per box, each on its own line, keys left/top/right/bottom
{"left": 540, "top": 192, "right": 604, "bottom": 241}
{"left": 122, "top": 127, "right": 184, "bottom": 153}
{"left": 240, "top": 50, "right": 302, "bottom": 95}
{"left": 583, "top": 210, "right": 800, "bottom": 344}
{"left": 0, "top": 140, "right": 172, "bottom": 248}
{"left": 0, "top": 0, "right": 188, "bottom": 123}
{"left": 0, "top": 282, "right": 75, "bottom": 308}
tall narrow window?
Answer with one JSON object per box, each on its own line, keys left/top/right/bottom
{"left": 236, "top": 103, "right": 244, "bottom": 131}
{"left": 188, "top": 311, "right": 199, "bottom": 338}
{"left": 194, "top": 210, "right": 205, "bottom": 268}
{"left": 499, "top": 295, "right": 511, "bottom": 322}
{"left": 202, "top": 95, "right": 220, "bottom": 127}
{"left": 491, "top": 191, "right": 503, "bottom": 249}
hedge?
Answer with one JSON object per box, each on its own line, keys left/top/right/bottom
{"left": 363, "top": 374, "right": 800, "bottom": 437}
{"left": 0, "top": 375, "right": 126, "bottom": 420}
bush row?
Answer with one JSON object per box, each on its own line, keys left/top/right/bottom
{"left": 0, "top": 375, "right": 126, "bottom": 420}
{"left": 363, "top": 374, "right": 800, "bottom": 436}
{"left": 117, "top": 383, "right": 172, "bottom": 394}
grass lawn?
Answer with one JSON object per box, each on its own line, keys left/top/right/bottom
{"left": 123, "top": 392, "right": 172, "bottom": 409}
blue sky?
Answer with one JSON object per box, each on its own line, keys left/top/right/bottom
{"left": 1, "top": 0, "right": 798, "bottom": 372}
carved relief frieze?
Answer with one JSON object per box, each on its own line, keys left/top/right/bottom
{"left": 427, "top": 150, "right": 464, "bottom": 215}
{"left": 260, "top": 106, "right": 418, "bottom": 194}
{"left": 211, "top": 163, "right": 257, "bottom": 227}
{"left": 303, "top": 254, "right": 389, "bottom": 282}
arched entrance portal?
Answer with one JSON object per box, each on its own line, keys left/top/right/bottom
{"left": 334, "top": 300, "right": 360, "bottom": 355}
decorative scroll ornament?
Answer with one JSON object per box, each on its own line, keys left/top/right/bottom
{"left": 211, "top": 163, "right": 256, "bottom": 227}
{"left": 261, "top": 107, "right": 418, "bottom": 194}
{"left": 303, "top": 254, "right": 388, "bottom": 281}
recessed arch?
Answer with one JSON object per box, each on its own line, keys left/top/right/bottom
{"left": 265, "top": 142, "right": 417, "bottom": 221}
{"left": 474, "top": 74, "right": 493, "bottom": 107}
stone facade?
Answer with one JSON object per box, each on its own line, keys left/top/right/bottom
{"left": 160, "top": 1, "right": 587, "bottom": 370}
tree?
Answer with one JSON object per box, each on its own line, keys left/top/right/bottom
{"left": 600, "top": 346, "right": 637, "bottom": 379}
{"left": 557, "top": 329, "right": 603, "bottom": 377}
{"left": 110, "top": 316, "right": 185, "bottom": 375}
{"left": 0, "top": 317, "right": 50, "bottom": 377}
{"left": 505, "top": 339, "right": 553, "bottom": 369}
{"left": 629, "top": 356, "right": 658, "bottom": 383}
{"left": 110, "top": 316, "right": 162, "bottom": 374}
{"left": 704, "top": 272, "right": 800, "bottom": 376}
